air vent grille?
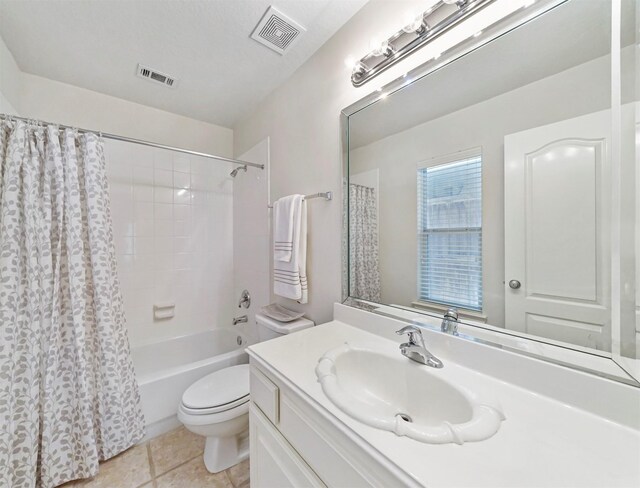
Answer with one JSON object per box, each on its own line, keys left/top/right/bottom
{"left": 136, "top": 64, "right": 177, "bottom": 88}
{"left": 251, "top": 6, "right": 305, "bottom": 55}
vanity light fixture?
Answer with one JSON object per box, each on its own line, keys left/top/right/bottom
{"left": 349, "top": 0, "right": 496, "bottom": 86}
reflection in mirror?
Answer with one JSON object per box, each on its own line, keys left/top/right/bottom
{"left": 347, "top": 0, "right": 636, "bottom": 359}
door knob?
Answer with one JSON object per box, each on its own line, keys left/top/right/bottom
{"left": 509, "top": 280, "right": 521, "bottom": 289}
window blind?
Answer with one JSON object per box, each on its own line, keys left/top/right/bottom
{"left": 417, "top": 155, "right": 483, "bottom": 311}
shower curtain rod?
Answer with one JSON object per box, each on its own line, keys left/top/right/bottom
{"left": 0, "top": 113, "right": 265, "bottom": 170}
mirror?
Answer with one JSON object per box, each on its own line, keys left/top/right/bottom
{"left": 345, "top": 0, "right": 638, "bottom": 373}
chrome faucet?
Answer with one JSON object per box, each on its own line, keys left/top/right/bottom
{"left": 441, "top": 308, "right": 459, "bottom": 335}
{"left": 395, "top": 325, "right": 443, "bottom": 368}
{"left": 233, "top": 315, "right": 248, "bottom": 325}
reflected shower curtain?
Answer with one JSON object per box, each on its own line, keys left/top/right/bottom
{"left": 0, "top": 119, "right": 145, "bottom": 488}
{"left": 349, "top": 184, "right": 381, "bottom": 302}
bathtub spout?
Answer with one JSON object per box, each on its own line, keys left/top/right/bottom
{"left": 233, "top": 315, "right": 248, "bottom": 326}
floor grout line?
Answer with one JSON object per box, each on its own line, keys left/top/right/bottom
{"left": 146, "top": 442, "right": 157, "bottom": 486}
{"left": 153, "top": 450, "right": 205, "bottom": 480}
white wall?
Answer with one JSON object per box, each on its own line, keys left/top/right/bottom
{"left": 349, "top": 54, "right": 610, "bottom": 327}
{"left": 105, "top": 139, "right": 235, "bottom": 347}
{"left": 0, "top": 34, "right": 232, "bottom": 155}
{"left": 233, "top": 139, "right": 271, "bottom": 345}
{"left": 0, "top": 33, "right": 20, "bottom": 114}
{"left": 233, "top": 0, "right": 534, "bottom": 324}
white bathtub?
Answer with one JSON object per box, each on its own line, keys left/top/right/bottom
{"left": 131, "top": 328, "right": 249, "bottom": 439}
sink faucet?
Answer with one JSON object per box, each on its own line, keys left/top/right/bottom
{"left": 395, "top": 325, "right": 443, "bottom": 368}
{"left": 441, "top": 308, "right": 459, "bottom": 335}
{"left": 233, "top": 315, "right": 248, "bottom": 325}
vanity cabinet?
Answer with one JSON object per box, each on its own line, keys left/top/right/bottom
{"left": 249, "top": 405, "right": 324, "bottom": 487}
{"left": 249, "top": 361, "right": 417, "bottom": 488}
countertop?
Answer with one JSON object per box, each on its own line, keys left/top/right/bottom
{"left": 248, "top": 320, "right": 640, "bottom": 488}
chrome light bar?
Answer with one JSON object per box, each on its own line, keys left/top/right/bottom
{"left": 351, "top": 0, "right": 496, "bottom": 87}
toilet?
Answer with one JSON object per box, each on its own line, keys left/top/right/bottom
{"left": 178, "top": 313, "right": 314, "bottom": 473}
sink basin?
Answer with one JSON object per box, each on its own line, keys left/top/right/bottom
{"left": 315, "top": 342, "right": 505, "bottom": 445}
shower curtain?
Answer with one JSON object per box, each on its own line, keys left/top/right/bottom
{"left": 0, "top": 119, "right": 145, "bottom": 488}
{"left": 349, "top": 184, "right": 381, "bottom": 302}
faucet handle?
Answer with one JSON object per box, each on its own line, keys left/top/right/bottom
{"left": 444, "top": 308, "right": 459, "bottom": 321}
{"left": 395, "top": 325, "right": 425, "bottom": 347}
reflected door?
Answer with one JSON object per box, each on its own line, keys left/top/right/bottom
{"left": 504, "top": 111, "right": 611, "bottom": 351}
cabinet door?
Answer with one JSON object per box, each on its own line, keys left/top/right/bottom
{"left": 250, "top": 404, "right": 325, "bottom": 488}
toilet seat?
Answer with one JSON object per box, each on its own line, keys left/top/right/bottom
{"left": 180, "top": 364, "right": 249, "bottom": 414}
{"left": 180, "top": 394, "right": 249, "bottom": 416}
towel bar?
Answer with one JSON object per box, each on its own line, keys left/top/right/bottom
{"left": 268, "top": 191, "right": 332, "bottom": 208}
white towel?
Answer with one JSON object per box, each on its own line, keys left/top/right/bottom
{"left": 273, "top": 195, "right": 300, "bottom": 262}
{"left": 274, "top": 197, "right": 307, "bottom": 304}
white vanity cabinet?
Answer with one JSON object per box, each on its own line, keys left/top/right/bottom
{"left": 247, "top": 314, "right": 640, "bottom": 488}
{"left": 249, "top": 361, "right": 418, "bottom": 488}
{"left": 249, "top": 405, "right": 324, "bottom": 488}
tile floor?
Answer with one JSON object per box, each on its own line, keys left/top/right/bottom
{"left": 60, "top": 427, "right": 249, "bottom": 488}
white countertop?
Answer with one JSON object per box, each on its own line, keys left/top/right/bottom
{"left": 248, "top": 320, "right": 640, "bottom": 488}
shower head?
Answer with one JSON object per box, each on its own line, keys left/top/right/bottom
{"left": 230, "top": 165, "right": 248, "bottom": 178}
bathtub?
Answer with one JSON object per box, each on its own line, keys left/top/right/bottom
{"left": 131, "top": 328, "right": 249, "bottom": 439}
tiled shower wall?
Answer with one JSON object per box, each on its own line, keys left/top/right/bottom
{"left": 104, "top": 139, "right": 234, "bottom": 347}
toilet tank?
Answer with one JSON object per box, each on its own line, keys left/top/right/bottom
{"left": 256, "top": 312, "right": 314, "bottom": 342}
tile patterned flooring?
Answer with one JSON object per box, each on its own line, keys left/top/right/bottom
{"left": 60, "top": 427, "right": 250, "bottom": 488}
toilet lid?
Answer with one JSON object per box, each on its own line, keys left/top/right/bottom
{"left": 182, "top": 364, "right": 249, "bottom": 409}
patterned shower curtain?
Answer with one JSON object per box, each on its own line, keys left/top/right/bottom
{"left": 0, "top": 119, "right": 145, "bottom": 488}
{"left": 349, "top": 184, "right": 381, "bottom": 302}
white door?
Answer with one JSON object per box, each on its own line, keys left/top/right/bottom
{"left": 504, "top": 110, "right": 611, "bottom": 351}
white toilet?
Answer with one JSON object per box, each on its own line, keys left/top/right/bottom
{"left": 178, "top": 313, "right": 314, "bottom": 473}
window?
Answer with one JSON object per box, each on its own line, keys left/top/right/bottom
{"left": 417, "top": 150, "right": 482, "bottom": 311}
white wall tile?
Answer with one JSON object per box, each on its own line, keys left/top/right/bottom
{"left": 154, "top": 187, "right": 173, "bottom": 204}
{"left": 154, "top": 203, "right": 173, "bottom": 220}
{"left": 134, "top": 236, "right": 154, "bottom": 255}
{"left": 173, "top": 155, "right": 190, "bottom": 173}
{"left": 154, "top": 221, "right": 173, "bottom": 238}
{"left": 174, "top": 253, "right": 191, "bottom": 270}
{"left": 173, "top": 204, "right": 190, "bottom": 221}
{"left": 173, "top": 172, "right": 190, "bottom": 189}
{"left": 173, "top": 188, "right": 191, "bottom": 205}
{"left": 154, "top": 148, "right": 173, "bottom": 170}
{"left": 133, "top": 184, "right": 154, "bottom": 202}
{"left": 154, "top": 168, "right": 173, "bottom": 187}
{"left": 106, "top": 139, "right": 234, "bottom": 347}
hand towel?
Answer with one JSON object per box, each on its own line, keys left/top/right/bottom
{"left": 273, "top": 195, "right": 301, "bottom": 262}
{"left": 274, "top": 197, "right": 308, "bottom": 303}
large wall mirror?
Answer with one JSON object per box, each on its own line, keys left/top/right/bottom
{"left": 343, "top": 0, "right": 639, "bottom": 384}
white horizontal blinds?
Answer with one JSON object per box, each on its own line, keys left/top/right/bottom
{"left": 417, "top": 154, "right": 483, "bottom": 311}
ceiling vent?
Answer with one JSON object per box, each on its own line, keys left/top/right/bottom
{"left": 136, "top": 64, "right": 177, "bottom": 88}
{"left": 250, "top": 6, "right": 306, "bottom": 55}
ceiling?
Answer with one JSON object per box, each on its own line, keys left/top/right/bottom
{"left": 0, "top": 0, "right": 367, "bottom": 127}
{"left": 349, "top": 0, "right": 631, "bottom": 148}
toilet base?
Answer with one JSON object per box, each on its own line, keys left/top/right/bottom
{"left": 203, "top": 428, "right": 250, "bottom": 473}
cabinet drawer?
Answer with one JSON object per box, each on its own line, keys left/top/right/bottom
{"left": 250, "top": 366, "right": 280, "bottom": 424}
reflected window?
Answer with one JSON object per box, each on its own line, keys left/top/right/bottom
{"left": 417, "top": 151, "right": 483, "bottom": 311}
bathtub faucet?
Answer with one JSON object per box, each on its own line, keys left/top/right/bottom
{"left": 233, "top": 315, "right": 248, "bottom": 326}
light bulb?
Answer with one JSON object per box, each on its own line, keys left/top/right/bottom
{"left": 344, "top": 56, "right": 356, "bottom": 70}
{"left": 402, "top": 12, "right": 424, "bottom": 33}
{"left": 369, "top": 37, "right": 389, "bottom": 57}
